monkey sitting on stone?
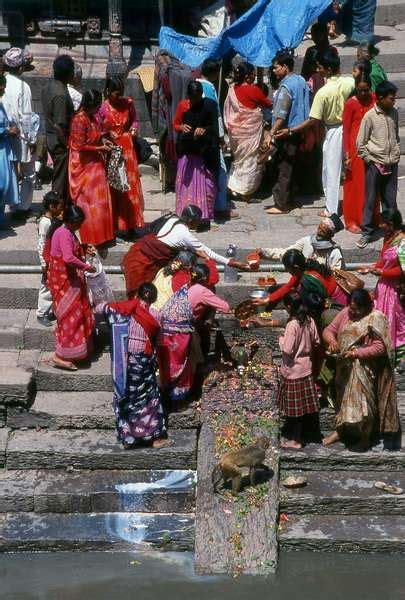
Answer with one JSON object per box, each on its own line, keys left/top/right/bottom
{"left": 212, "top": 435, "right": 270, "bottom": 494}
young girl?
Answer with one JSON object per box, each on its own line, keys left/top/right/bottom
{"left": 36, "top": 191, "right": 65, "bottom": 326}
{"left": 278, "top": 292, "right": 322, "bottom": 449}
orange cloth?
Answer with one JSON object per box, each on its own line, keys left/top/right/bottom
{"left": 99, "top": 98, "right": 144, "bottom": 231}
{"left": 342, "top": 94, "right": 376, "bottom": 232}
{"left": 69, "top": 110, "right": 114, "bottom": 246}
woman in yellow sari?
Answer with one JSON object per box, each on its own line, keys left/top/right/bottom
{"left": 323, "top": 289, "right": 400, "bottom": 451}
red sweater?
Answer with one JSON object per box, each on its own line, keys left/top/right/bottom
{"left": 234, "top": 84, "right": 273, "bottom": 109}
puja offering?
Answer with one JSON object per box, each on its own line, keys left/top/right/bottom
{"left": 246, "top": 251, "right": 261, "bottom": 271}
{"left": 235, "top": 299, "right": 256, "bottom": 320}
{"left": 257, "top": 276, "right": 277, "bottom": 287}
{"left": 249, "top": 289, "right": 269, "bottom": 314}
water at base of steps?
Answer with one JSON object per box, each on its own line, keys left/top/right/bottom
{"left": 2, "top": 550, "right": 405, "bottom": 599}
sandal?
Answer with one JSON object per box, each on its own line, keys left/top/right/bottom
{"left": 374, "top": 481, "right": 403, "bottom": 495}
{"left": 152, "top": 438, "right": 174, "bottom": 449}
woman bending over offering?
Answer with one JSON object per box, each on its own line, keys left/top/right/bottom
{"left": 158, "top": 264, "right": 231, "bottom": 407}
{"left": 278, "top": 292, "right": 322, "bottom": 450}
{"left": 323, "top": 289, "right": 400, "bottom": 451}
{"left": 96, "top": 283, "right": 169, "bottom": 450}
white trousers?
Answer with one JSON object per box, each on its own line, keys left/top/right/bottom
{"left": 322, "top": 125, "right": 343, "bottom": 216}
{"left": 37, "top": 282, "right": 53, "bottom": 318}
{"left": 11, "top": 159, "right": 35, "bottom": 212}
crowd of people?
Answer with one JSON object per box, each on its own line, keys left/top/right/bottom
{"left": 0, "top": 1, "right": 402, "bottom": 455}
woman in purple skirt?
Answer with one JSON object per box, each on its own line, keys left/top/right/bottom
{"left": 173, "top": 80, "right": 219, "bottom": 220}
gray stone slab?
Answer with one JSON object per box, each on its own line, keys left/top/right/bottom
{"left": 280, "top": 470, "right": 405, "bottom": 515}
{"left": 281, "top": 437, "right": 405, "bottom": 472}
{"left": 7, "top": 391, "right": 200, "bottom": 431}
{"left": 23, "top": 310, "right": 55, "bottom": 351}
{"left": 35, "top": 353, "right": 113, "bottom": 392}
{"left": 33, "top": 468, "right": 195, "bottom": 514}
{"left": 0, "top": 469, "right": 36, "bottom": 512}
{"left": 0, "top": 429, "right": 9, "bottom": 468}
{"left": 0, "top": 352, "right": 34, "bottom": 407}
{"left": 0, "top": 310, "right": 27, "bottom": 350}
{"left": 0, "top": 512, "right": 194, "bottom": 552}
{"left": 6, "top": 429, "right": 197, "bottom": 471}
{"left": 376, "top": 0, "right": 405, "bottom": 26}
{"left": 279, "top": 514, "right": 405, "bottom": 553}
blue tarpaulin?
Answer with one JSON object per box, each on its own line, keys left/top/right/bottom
{"left": 159, "top": 0, "right": 332, "bottom": 68}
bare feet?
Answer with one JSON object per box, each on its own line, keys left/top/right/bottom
{"left": 152, "top": 438, "right": 173, "bottom": 449}
{"left": 52, "top": 353, "right": 78, "bottom": 371}
{"left": 281, "top": 440, "right": 302, "bottom": 450}
{"left": 266, "top": 207, "right": 290, "bottom": 215}
{"left": 322, "top": 431, "right": 339, "bottom": 446}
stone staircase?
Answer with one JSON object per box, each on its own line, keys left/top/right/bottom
{"left": 278, "top": 392, "right": 405, "bottom": 554}
{"left": 0, "top": 334, "right": 197, "bottom": 551}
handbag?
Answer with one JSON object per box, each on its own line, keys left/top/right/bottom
{"left": 107, "top": 145, "right": 130, "bottom": 192}
{"left": 134, "top": 136, "right": 153, "bottom": 164}
{"left": 333, "top": 269, "right": 365, "bottom": 295}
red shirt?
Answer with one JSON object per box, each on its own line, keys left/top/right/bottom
{"left": 173, "top": 99, "right": 190, "bottom": 132}
{"left": 234, "top": 84, "right": 273, "bottom": 109}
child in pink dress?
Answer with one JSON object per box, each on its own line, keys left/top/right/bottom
{"left": 278, "top": 292, "right": 322, "bottom": 449}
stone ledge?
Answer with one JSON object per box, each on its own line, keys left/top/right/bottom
{"left": 0, "top": 512, "right": 194, "bottom": 553}
{"left": 6, "top": 429, "right": 197, "bottom": 471}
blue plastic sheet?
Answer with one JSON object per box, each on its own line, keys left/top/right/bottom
{"left": 159, "top": 0, "right": 332, "bottom": 68}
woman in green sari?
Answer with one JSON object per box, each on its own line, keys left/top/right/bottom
{"left": 357, "top": 43, "right": 387, "bottom": 92}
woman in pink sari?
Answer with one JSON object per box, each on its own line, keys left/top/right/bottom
{"left": 360, "top": 209, "right": 405, "bottom": 363}
{"left": 158, "top": 263, "right": 230, "bottom": 406}
{"left": 224, "top": 62, "right": 272, "bottom": 199}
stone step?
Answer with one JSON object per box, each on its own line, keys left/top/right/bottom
{"left": 279, "top": 514, "right": 405, "bottom": 553}
{"left": 281, "top": 437, "right": 405, "bottom": 472}
{"left": 296, "top": 25, "right": 405, "bottom": 73}
{"left": 7, "top": 391, "right": 200, "bottom": 430}
{"left": 376, "top": 0, "right": 405, "bottom": 26}
{"left": 35, "top": 352, "right": 112, "bottom": 392}
{"left": 0, "top": 511, "right": 194, "bottom": 553}
{"left": 6, "top": 428, "right": 197, "bottom": 471}
{"left": 0, "top": 275, "right": 263, "bottom": 310}
{"left": 0, "top": 468, "right": 195, "bottom": 514}
{"left": 396, "top": 98, "right": 405, "bottom": 126}
{"left": 280, "top": 470, "right": 405, "bottom": 515}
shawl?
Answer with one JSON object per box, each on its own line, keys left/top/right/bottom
{"left": 109, "top": 298, "right": 160, "bottom": 354}
{"left": 339, "top": 309, "right": 399, "bottom": 433}
{"left": 160, "top": 285, "right": 194, "bottom": 334}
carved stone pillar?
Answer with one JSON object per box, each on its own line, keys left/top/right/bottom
{"left": 107, "top": 0, "right": 127, "bottom": 78}
{"left": 0, "top": 0, "right": 8, "bottom": 35}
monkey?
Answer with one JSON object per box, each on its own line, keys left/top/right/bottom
{"left": 211, "top": 436, "right": 270, "bottom": 495}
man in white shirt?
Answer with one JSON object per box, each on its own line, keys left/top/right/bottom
{"left": 67, "top": 63, "right": 83, "bottom": 111}
{"left": 258, "top": 214, "right": 345, "bottom": 270}
{"left": 2, "top": 47, "right": 37, "bottom": 219}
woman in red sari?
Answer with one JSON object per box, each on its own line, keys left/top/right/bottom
{"left": 99, "top": 77, "right": 144, "bottom": 237}
{"left": 342, "top": 73, "right": 375, "bottom": 233}
{"left": 69, "top": 89, "right": 114, "bottom": 252}
{"left": 47, "top": 206, "right": 96, "bottom": 371}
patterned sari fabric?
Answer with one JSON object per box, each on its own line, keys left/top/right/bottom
{"left": 69, "top": 110, "right": 114, "bottom": 246}
{"left": 47, "top": 240, "right": 94, "bottom": 361}
{"left": 374, "top": 237, "right": 405, "bottom": 360}
{"left": 158, "top": 285, "right": 194, "bottom": 402}
{"left": 336, "top": 310, "right": 399, "bottom": 440}
{"left": 106, "top": 307, "right": 166, "bottom": 446}
{"left": 99, "top": 99, "right": 144, "bottom": 231}
{"left": 224, "top": 85, "right": 264, "bottom": 196}
{"left": 175, "top": 154, "right": 216, "bottom": 219}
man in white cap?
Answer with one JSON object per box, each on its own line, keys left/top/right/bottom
{"left": 2, "top": 47, "right": 37, "bottom": 219}
{"left": 257, "top": 213, "right": 345, "bottom": 269}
